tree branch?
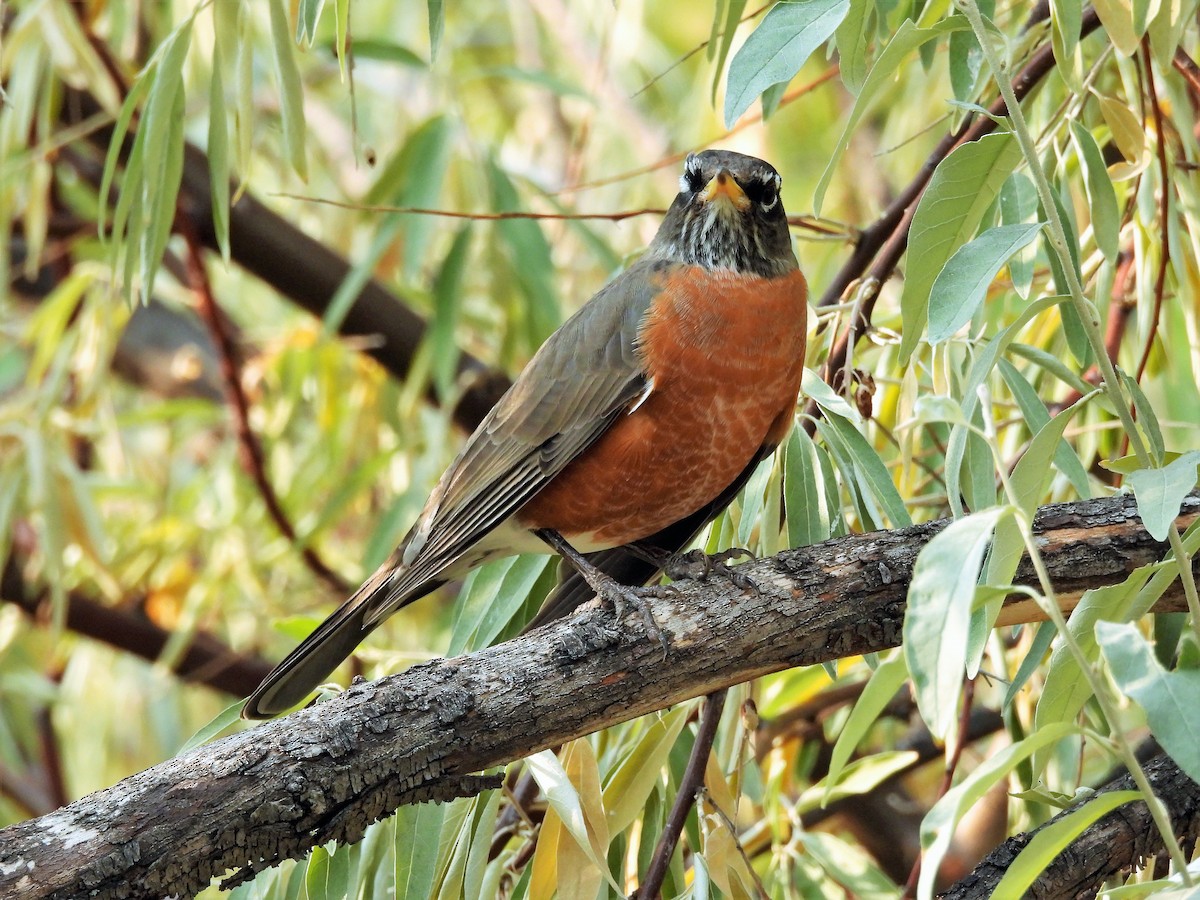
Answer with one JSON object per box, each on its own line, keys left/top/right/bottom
{"left": 1, "top": 492, "right": 1196, "bottom": 898}
{"left": 939, "top": 752, "right": 1200, "bottom": 899}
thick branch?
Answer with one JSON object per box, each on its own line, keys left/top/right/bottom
{"left": 1, "top": 492, "right": 1195, "bottom": 898}
{"left": 940, "top": 752, "right": 1200, "bottom": 899}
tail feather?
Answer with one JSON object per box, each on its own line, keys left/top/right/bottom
{"left": 242, "top": 568, "right": 443, "bottom": 719}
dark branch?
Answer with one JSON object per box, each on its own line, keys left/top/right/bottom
{"left": 0, "top": 492, "right": 1196, "bottom": 898}
{"left": 939, "top": 752, "right": 1200, "bottom": 899}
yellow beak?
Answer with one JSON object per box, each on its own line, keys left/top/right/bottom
{"left": 699, "top": 169, "right": 750, "bottom": 210}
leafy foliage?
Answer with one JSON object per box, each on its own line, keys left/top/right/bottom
{"left": 2, "top": 0, "right": 1200, "bottom": 896}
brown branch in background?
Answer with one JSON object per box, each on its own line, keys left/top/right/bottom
{"left": 807, "top": 7, "right": 1103, "bottom": 429}
{"left": 903, "top": 677, "right": 978, "bottom": 897}
{"left": 1, "top": 549, "right": 272, "bottom": 697}
{"left": 178, "top": 218, "right": 350, "bottom": 594}
{"left": 636, "top": 689, "right": 728, "bottom": 899}
{"left": 1138, "top": 40, "right": 1172, "bottom": 383}
{"left": 62, "top": 90, "right": 511, "bottom": 435}
{"left": 1172, "top": 47, "right": 1200, "bottom": 96}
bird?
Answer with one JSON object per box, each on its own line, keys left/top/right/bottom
{"left": 243, "top": 149, "right": 809, "bottom": 718}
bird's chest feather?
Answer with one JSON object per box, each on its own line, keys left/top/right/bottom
{"left": 518, "top": 265, "right": 808, "bottom": 548}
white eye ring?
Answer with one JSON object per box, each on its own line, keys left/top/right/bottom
{"left": 760, "top": 192, "right": 778, "bottom": 211}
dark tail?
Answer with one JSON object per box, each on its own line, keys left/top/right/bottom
{"left": 242, "top": 567, "right": 442, "bottom": 719}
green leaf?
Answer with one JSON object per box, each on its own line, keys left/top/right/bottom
{"left": 824, "top": 651, "right": 908, "bottom": 799}
{"left": 98, "top": 74, "right": 152, "bottom": 242}
{"left": 898, "top": 132, "right": 1024, "bottom": 362}
{"left": 918, "top": 721, "right": 1079, "bottom": 900}
{"left": 927, "top": 222, "right": 1044, "bottom": 343}
{"left": 1097, "top": 621, "right": 1200, "bottom": 783}
{"left": 489, "top": 159, "right": 561, "bottom": 346}
{"left": 1032, "top": 568, "right": 1154, "bottom": 774}
{"left": 710, "top": 0, "right": 750, "bottom": 102}
{"left": 135, "top": 17, "right": 193, "bottom": 304}
{"left": 999, "top": 173, "right": 1039, "bottom": 298}
{"left": 427, "top": 225, "right": 472, "bottom": 399}
{"left": 603, "top": 706, "right": 690, "bottom": 836}
{"left": 800, "top": 751, "right": 919, "bottom": 811}
{"left": 1068, "top": 121, "right": 1120, "bottom": 262}
{"left": 350, "top": 40, "right": 427, "bottom": 67}
{"left": 784, "top": 426, "right": 833, "bottom": 547}
{"left": 817, "top": 412, "right": 911, "bottom": 527}
{"left": 394, "top": 802, "right": 445, "bottom": 899}
{"left": 723, "top": 0, "right": 851, "bottom": 126}
{"left": 947, "top": 19, "right": 983, "bottom": 102}
{"left": 904, "top": 507, "right": 1008, "bottom": 739}
{"left": 1050, "top": 0, "right": 1084, "bottom": 88}
{"left": 1127, "top": 451, "right": 1200, "bottom": 541}
{"left": 993, "top": 791, "right": 1141, "bottom": 898}
{"left": 834, "top": 0, "right": 873, "bottom": 94}
{"left": 1123, "top": 371, "right": 1167, "bottom": 465}
{"left": 207, "top": 49, "right": 231, "bottom": 262}
{"left": 801, "top": 367, "right": 861, "bottom": 424}
{"left": 526, "top": 749, "right": 622, "bottom": 894}
{"left": 997, "top": 359, "right": 1094, "bottom": 500}
{"left": 297, "top": 0, "right": 325, "bottom": 44}
{"left": 268, "top": 0, "right": 308, "bottom": 180}
{"left": 427, "top": 0, "right": 445, "bottom": 60}
{"left": 971, "top": 393, "right": 1092, "bottom": 673}
{"left": 1094, "top": 0, "right": 1141, "bottom": 53}
{"left": 177, "top": 700, "right": 244, "bottom": 754}
{"left": 813, "top": 18, "right": 966, "bottom": 213}
{"left": 1003, "top": 622, "right": 1057, "bottom": 709}
{"left": 447, "top": 554, "right": 550, "bottom": 655}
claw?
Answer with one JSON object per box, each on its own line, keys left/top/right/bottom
{"left": 662, "top": 547, "right": 760, "bottom": 595}
{"left": 596, "top": 581, "right": 672, "bottom": 656}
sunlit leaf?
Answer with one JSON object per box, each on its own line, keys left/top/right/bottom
{"left": 898, "top": 132, "right": 1024, "bottom": 361}
{"left": 993, "top": 791, "right": 1141, "bottom": 898}
{"left": 724, "top": 0, "right": 851, "bottom": 126}
{"left": 1097, "top": 621, "right": 1200, "bottom": 782}
{"left": 905, "top": 506, "right": 1008, "bottom": 739}
{"left": 927, "top": 222, "right": 1043, "bottom": 344}
{"left": 1127, "top": 451, "right": 1200, "bottom": 541}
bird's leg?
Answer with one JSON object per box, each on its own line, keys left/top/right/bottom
{"left": 628, "top": 542, "right": 760, "bottom": 594}
{"left": 534, "top": 529, "right": 672, "bottom": 651}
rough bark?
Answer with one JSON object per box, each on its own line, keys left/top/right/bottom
{"left": 940, "top": 752, "right": 1200, "bottom": 900}
{"left": 0, "top": 491, "right": 1196, "bottom": 899}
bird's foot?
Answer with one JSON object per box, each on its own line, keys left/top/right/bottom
{"left": 661, "top": 547, "right": 760, "bottom": 594}
{"left": 533, "top": 528, "right": 671, "bottom": 654}
{"left": 590, "top": 576, "right": 674, "bottom": 654}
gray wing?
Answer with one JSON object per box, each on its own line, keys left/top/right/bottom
{"left": 363, "top": 257, "right": 671, "bottom": 624}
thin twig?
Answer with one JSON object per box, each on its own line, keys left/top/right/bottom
{"left": 272, "top": 197, "right": 667, "bottom": 222}
{"left": 902, "top": 676, "right": 977, "bottom": 898}
{"left": 560, "top": 69, "right": 839, "bottom": 195}
{"left": 178, "top": 216, "right": 350, "bottom": 595}
{"left": 632, "top": 2, "right": 772, "bottom": 98}
{"left": 635, "top": 689, "right": 728, "bottom": 899}
{"left": 1137, "top": 40, "right": 1172, "bottom": 382}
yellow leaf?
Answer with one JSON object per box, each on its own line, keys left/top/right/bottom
{"left": 528, "top": 806, "right": 560, "bottom": 900}
{"left": 1091, "top": 0, "right": 1139, "bottom": 54}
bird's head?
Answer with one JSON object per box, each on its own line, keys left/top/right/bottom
{"left": 649, "top": 149, "right": 796, "bottom": 277}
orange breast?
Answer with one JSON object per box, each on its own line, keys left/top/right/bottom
{"left": 516, "top": 265, "right": 808, "bottom": 549}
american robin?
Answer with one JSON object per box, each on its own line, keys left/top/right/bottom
{"left": 243, "top": 149, "right": 808, "bottom": 718}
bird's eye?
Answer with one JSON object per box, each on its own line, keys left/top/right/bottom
{"left": 681, "top": 159, "right": 705, "bottom": 193}
{"left": 749, "top": 173, "right": 781, "bottom": 211}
